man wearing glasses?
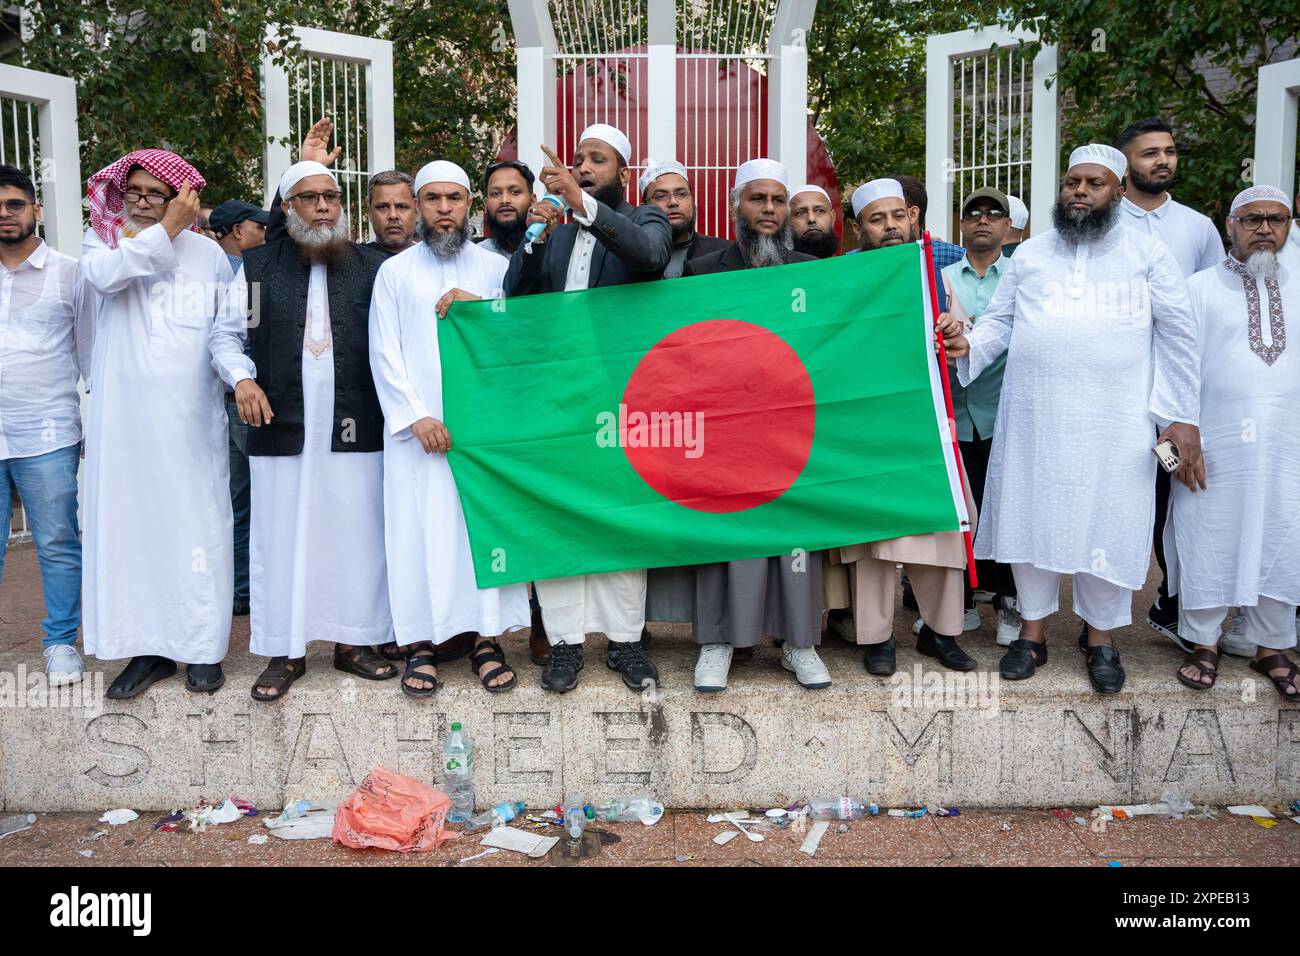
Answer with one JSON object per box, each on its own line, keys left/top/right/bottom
{"left": 211, "top": 115, "right": 398, "bottom": 701}
{"left": 0, "top": 165, "right": 92, "bottom": 687}
{"left": 80, "top": 148, "right": 237, "bottom": 699}
{"left": 938, "top": 187, "right": 1021, "bottom": 647}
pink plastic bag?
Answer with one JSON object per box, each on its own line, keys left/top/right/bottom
{"left": 332, "top": 767, "right": 456, "bottom": 852}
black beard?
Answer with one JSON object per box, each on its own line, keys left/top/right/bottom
{"left": 0, "top": 220, "right": 36, "bottom": 245}
{"left": 1129, "top": 166, "right": 1179, "bottom": 195}
{"left": 485, "top": 212, "right": 527, "bottom": 253}
{"left": 794, "top": 227, "right": 838, "bottom": 259}
{"left": 736, "top": 214, "right": 793, "bottom": 268}
{"left": 671, "top": 215, "right": 696, "bottom": 245}
{"left": 857, "top": 225, "right": 910, "bottom": 252}
{"left": 1052, "top": 197, "right": 1120, "bottom": 243}
{"left": 589, "top": 179, "right": 625, "bottom": 211}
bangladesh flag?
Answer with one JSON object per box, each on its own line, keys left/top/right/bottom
{"left": 439, "top": 242, "right": 968, "bottom": 587}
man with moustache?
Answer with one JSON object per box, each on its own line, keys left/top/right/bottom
{"left": 943, "top": 145, "right": 1202, "bottom": 694}
{"left": 366, "top": 170, "right": 418, "bottom": 256}
{"left": 789, "top": 184, "right": 839, "bottom": 259}
{"left": 369, "top": 160, "right": 530, "bottom": 697}
{"left": 640, "top": 159, "right": 727, "bottom": 278}
{"left": 839, "top": 178, "right": 978, "bottom": 678}
{"left": 681, "top": 159, "right": 831, "bottom": 692}
{"left": 0, "top": 166, "right": 91, "bottom": 686}
{"left": 478, "top": 159, "right": 535, "bottom": 259}
{"left": 1170, "top": 185, "right": 1299, "bottom": 698}
{"left": 80, "top": 149, "right": 236, "bottom": 698}
{"left": 504, "top": 123, "right": 670, "bottom": 694}
{"left": 211, "top": 158, "right": 399, "bottom": 701}
{"left": 1115, "top": 117, "right": 1224, "bottom": 650}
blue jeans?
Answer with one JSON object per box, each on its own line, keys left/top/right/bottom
{"left": 0, "top": 443, "right": 81, "bottom": 646}
{"left": 227, "top": 396, "right": 251, "bottom": 604}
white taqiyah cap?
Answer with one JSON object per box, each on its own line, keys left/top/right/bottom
{"left": 578, "top": 124, "right": 632, "bottom": 164}
{"left": 791, "top": 184, "right": 831, "bottom": 205}
{"left": 734, "top": 158, "right": 788, "bottom": 191}
{"left": 851, "top": 178, "right": 904, "bottom": 217}
{"left": 279, "top": 161, "right": 337, "bottom": 198}
{"left": 413, "top": 160, "right": 472, "bottom": 196}
{"left": 1007, "top": 195, "right": 1028, "bottom": 229}
{"left": 638, "top": 159, "right": 689, "bottom": 196}
{"left": 1230, "top": 184, "right": 1292, "bottom": 214}
{"left": 1067, "top": 143, "right": 1127, "bottom": 182}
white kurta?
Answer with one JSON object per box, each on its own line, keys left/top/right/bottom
{"left": 216, "top": 263, "right": 391, "bottom": 658}
{"left": 957, "top": 223, "right": 1200, "bottom": 590}
{"left": 368, "top": 241, "right": 528, "bottom": 644}
{"left": 80, "top": 224, "right": 234, "bottom": 664}
{"left": 1170, "top": 255, "right": 1300, "bottom": 609}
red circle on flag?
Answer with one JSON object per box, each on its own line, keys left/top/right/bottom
{"left": 620, "top": 319, "right": 815, "bottom": 513}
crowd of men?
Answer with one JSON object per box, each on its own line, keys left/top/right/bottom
{"left": 2, "top": 111, "right": 1299, "bottom": 704}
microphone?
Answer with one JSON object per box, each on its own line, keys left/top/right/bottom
{"left": 523, "top": 193, "right": 570, "bottom": 252}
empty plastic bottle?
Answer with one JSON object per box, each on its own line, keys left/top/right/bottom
{"left": 596, "top": 793, "right": 658, "bottom": 823}
{"left": 465, "top": 801, "right": 526, "bottom": 833}
{"left": 0, "top": 813, "right": 36, "bottom": 838}
{"left": 808, "top": 797, "right": 871, "bottom": 820}
{"left": 442, "top": 722, "right": 475, "bottom": 823}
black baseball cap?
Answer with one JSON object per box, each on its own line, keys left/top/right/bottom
{"left": 209, "top": 200, "right": 269, "bottom": 238}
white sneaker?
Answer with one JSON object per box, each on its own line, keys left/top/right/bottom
{"left": 694, "top": 643, "right": 733, "bottom": 692}
{"left": 44, "top": 644, "right": 84, "bottom": 686}
{"left": 781, "top": 646, "right": 831, "bottom": 689}
{"left": 995, "top": 599, "right": 1023, "bottom": 646}
{"left": 972, "top": 589, "right": 996, "bottom": 604}
{"left": 1219, "top": 611, "right": 1255, "bottom": 658}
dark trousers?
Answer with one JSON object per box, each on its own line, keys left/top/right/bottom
{"left": 227, "top": 396, "right": 251, "bottom": 605}
{"left": 1153, "top": 464, "right": 1172, "bottom": 602}
{"left": 960, "top": 434, "right": 1016, "bottom": 608}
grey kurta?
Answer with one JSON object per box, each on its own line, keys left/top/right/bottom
{"left": 646, "top": 566, "right": 695, "bottom": 622}
{"left": 693, "top": 553, "right": 824, "bottom": 647}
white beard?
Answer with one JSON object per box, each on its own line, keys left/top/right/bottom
{"left": 121, "top": 216, "right": 157, "bottom": 238}
{"left": 286, "top": 207, "right": 351, "bottom": 260}
{"left": 1245, "top": 249, "right": 1279, "bottom": 279}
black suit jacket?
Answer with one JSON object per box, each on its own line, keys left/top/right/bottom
{"left": 504, "top": 198, "right": 671, "bottom": 294}
{"left": 683, "top": 232, "right": 730, "bottom": 261}
{"left": 682, "top": 241, "right": 817, "bottom": 276}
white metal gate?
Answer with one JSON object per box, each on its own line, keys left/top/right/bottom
{"left": 925, "top": 26, "right": 1058, "bottom": 244}
{"left": 262, "top": 27, "right": 395, "bottom": 242}
{"left": 0, "top": 64, "right": 83, "bottom": 544}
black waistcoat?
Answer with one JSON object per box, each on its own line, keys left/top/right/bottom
{"left": 240, "top": 238, "right": 387, "bottom": 455}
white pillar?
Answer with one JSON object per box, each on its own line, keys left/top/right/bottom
{"left": 508, "top": 0, "right": 557, "bottom": 195}
{"left": 646, "top": 0, "right": 677, "bottom": 166}
{"left": 1028, "top": 43, "right": 1060, "bottom": 242}
{"left": 768, "top": 0, "right": 817, "bottom": 186}
{"left": 1253, "top": 58, "right": 1300, "bottom": 195}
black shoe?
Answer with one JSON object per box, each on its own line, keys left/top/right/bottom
{"left": 863, "top": 637, "right": 897, "bottom": 676}
{"left": 916, "top": 625, "right": 977, "bottom": 671}
{"left": 640, "top": 626, "right": 653, "bottom": 649}
{"left": 1145, "top": 595, "right": 1192, "bottom": 653}
{"left": 607, "top": 640, "right": 660, "bottom": 691}
{"left": 541, "top": 643, "right": 583, "bottom": 693}
{"left": 999, "top": 639, "right": 1047, "bottom": 680}
{"left": 1084, "top": 643, "right": 1126, "bottom": 694}
{"left": 1077, "top": 619, "right": 1089, "bottom": 651}
{"left": 232, "top": 602, "right": 250, "bottom": 616}
{"left": 106, "top": 655, "right": 176, "bottom": 699}
{"left": 733, "top": 645, "right": 755, "bottom": 663}
{"left": 529, "top": 604, "right": 550, "bottom": 666}
{"left": 186, "top": 662, "right": 225, "bottom": 693}
{"left": 902, "top": 578, "right": 918, "bottom": 611}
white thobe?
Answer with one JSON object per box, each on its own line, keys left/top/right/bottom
{"left": 957, "top": 223, "right": 1200, "bottom": 591}
{"left": 1118, "top": 195, "right": 1223, "bottom": 278}
{"left": 368, "top": 241, "right": 528, "bottom": 645}
{"left": 80, "top": 224, "right": 234, "bottom": 663}
{"left": 213, "top": 263, "right": 391, "bottom": 658}
{"left": 1170, "top": 254, "right": 1300, "bottom": 610}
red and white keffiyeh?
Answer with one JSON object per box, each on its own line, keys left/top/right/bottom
{"left": 87, "top": 148, "right": 206, "bottom": 249}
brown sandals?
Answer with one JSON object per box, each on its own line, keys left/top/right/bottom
{"left": 334, "top": 644, "right": 400, "bottom": 680}
{"left": 1250, "top": 652, "right": 1300, "bottom": 700}
{"left": 1177, "top": 647, "right": 1219, "bottom": 690}
{"left": 250, "top": 656, "right": 307, "bottom": 701}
